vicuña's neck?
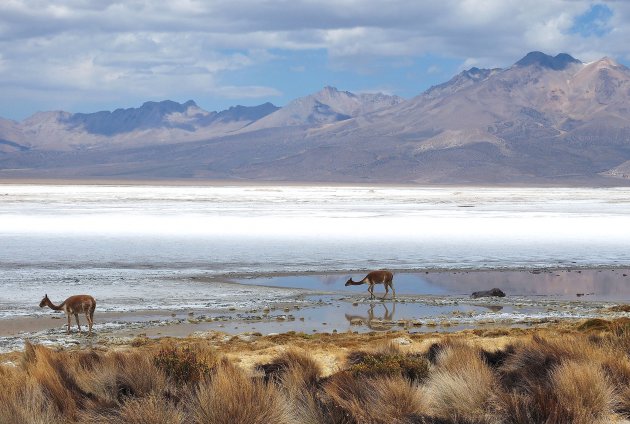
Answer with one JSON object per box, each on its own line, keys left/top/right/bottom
{"left": 46, "top": 299, "right": 64, "bottom": 311}
{"left": 349, "top": 279, "right": 367, "bottom": 286}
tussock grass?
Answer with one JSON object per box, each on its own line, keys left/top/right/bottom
{"left": 551, "top": 360, "right": 617, "bottom": 423}
{"left": 424, "top": 341, "right": 498, "bottom": 423}
{"left": 280, "top": 364, "right": 328, "bottom": 424}
{"left": 258, "top": 347, "right": 322, "bottom": 385}
{"left": 192, "top": 358, "right": 293, "bottom": 424}
{"left": 21, "top": 342, "right": 85, "bottom": 419}
{"left": 0, "top": 364, "right": 66, "bottom": 424}
{"left": 82, "top": 395, "right": 185, "bottom": 424}
{"left": 323, "top": 371, "right": 426, "bottom": 423}
{"left": 6, "top": 321, "right": 630, "bottom": 423}
{"left": 260, "top": 348, "right": 327, "bottom": 424}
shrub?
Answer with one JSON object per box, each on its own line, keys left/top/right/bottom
{"left": 154, "top": 345, "right": 210, "bottom": 386}
{"left": 346, "top": 352, "right": 429, "bottom": 382}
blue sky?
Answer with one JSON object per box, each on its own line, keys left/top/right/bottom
{"left": 1, "top": 1, "right": 629, "bottom": 120}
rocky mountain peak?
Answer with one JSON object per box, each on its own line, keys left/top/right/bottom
{"left": 515, "top": 51, "right": 582, "bottom": 70}
{"left": 421, "top": 67, "right": 500, "bottom": 100}
{"left": 590, "top": 56, "right": 626, "bottom": 71}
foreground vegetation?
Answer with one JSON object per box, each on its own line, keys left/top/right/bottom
{"left": 3, "top": 319, "right": 630, "bottom": 423}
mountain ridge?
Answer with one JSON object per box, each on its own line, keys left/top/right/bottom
{"left": 1, "top": 51, "right": 630, "bottom": 185}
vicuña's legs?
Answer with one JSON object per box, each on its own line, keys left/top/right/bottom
{"left": 74, "top": 313, "right": 81, "bottom": 333}
{"left": 85, "top": 311, "right": 93, "bottom": 335}
{"left": 66, "top": 314, "right": 71, "bottom": 334}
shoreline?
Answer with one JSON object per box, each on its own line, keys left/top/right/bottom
{"left": 2, "top": 267, "right": 629, "bottom": 354}
{"left": 2, "top": 177, "right": 630, "bottom": 188}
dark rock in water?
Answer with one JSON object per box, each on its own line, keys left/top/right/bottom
{"left": 471, "top": 288, "right": 506, "bottom": 299}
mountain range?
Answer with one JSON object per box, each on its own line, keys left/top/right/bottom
{"left": 1, "top": 51, "right": 629, "bottom": 184}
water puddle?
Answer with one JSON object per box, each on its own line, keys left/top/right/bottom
{"left": 238, "top": 268, "right": 630, "bottom": 301}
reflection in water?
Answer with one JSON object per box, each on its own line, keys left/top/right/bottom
{"left": 424, "top": 269, "right": 630, "bottom": 301}
{"left": 345, "top": 302, "right": 397, "bottom": 331}
{"left": 242, "top": 269, "right": 630, "bottom": 302}
{"left": 481, "top": 305, "right": 504, "bottom": 312}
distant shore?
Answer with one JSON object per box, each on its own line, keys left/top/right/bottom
{"left": 2, "top": 177, "right": 630, "bottom": 188}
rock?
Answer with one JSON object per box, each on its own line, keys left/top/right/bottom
{"left": 471, "top": 288, "right": 506, "bottom": 298}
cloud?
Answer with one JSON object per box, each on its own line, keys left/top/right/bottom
{"left": 1, "top": 0, "right": 629, "bottom": 119}
{"left": 426, "top": 65, "right": 441, "bottom": 75}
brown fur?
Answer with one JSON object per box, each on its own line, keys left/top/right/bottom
{"left": 39, "top": 294, "right": 96, "bottom": 335}
{"left": 345, "top": 270, "right": 395, "bottom": 300}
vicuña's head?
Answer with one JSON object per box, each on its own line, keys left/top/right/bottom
{"left": 345, "top": 278, "right": 353, "bottom": 286}
{"left": 39, "top": 294, "right": 49, "bottom": 308}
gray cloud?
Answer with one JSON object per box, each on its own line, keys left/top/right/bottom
{"left": 1, "top": 0, "right": 628, "bottom": 119}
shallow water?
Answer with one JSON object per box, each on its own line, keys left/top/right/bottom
{"left": 1, "top": 184, "right": 630, "bottom": 349}
{"left": 240, "top": 269, "right": 630, "bottom": 301}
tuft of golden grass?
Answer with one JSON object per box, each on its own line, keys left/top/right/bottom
{"left": 491, "top": 384, "right": 565, "bottom": 424}
{"left": 272, "top": 349, "right": 328, "bottom": 424}
{"left": 21, "top": 342, "right": 82, "bottom": 419}
{"left": 0, "top": 363, "right": 66, "bottom": 424}
{"left": 424, "top": 341, "right": 498, "bottom": 423}
{"left": 192, "top": 358, "right": 294, "bottom": 424}
{"left": 257, "top": 347, "right": 322, "bottom": 385}
{"left": 323, "top": 371, "right": 426, "bottom": 423}
{"left": 551, "top": 360, "right": 617, "bottom": 423}
{"left": 82, "top": 395, "right": 186, "bottom": 424}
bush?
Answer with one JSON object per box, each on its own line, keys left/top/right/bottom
{"left": 154, "top": 345, "right": 210, "bottom": 386}
{"left": 346, "top": 352, "right": 429, "bottom": 382}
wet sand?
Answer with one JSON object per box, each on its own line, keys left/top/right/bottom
{"left": 1, "top": 267, "right": 630, "bottom": 353}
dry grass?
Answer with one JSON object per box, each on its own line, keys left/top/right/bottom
{"left": 83, "top": 395, "right": 186, "bottom": 424}
{"left": 0, "top": 364, "right": 66, "bottom": 424}
{"left": 5, "top": 321, "right": 630, "bottom": 423}
{"left": 551, "top": 360, "right": 617, "bottom": 423}
{"left": 192, "top": 359, "right": 293, "bottom": 424}
{"left": 345, "top": 341, "right": 429, "bottom": 382}
{"left": 424, "top": 341, "right": 498, "bottom": 423}
{"left": 323, "top": 372, "right": 426, "bottom": 423}
{"left": 257, "top": 347, "right": 322, "bottom": 385}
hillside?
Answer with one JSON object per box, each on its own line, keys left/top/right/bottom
{"left": 1, "top": 52, "right": 629, "bottom": 184}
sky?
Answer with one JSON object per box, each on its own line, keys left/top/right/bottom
{"left": 1, "top": 0, "right": 629, "bottom": 121}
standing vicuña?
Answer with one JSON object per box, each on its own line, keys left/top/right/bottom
{"left": 39, "top": 294, "right": 96, "bottom": 335}
{"left": 345, "top": 270, "right": 395, "bottom": 300}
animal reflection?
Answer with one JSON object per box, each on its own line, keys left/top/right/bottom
{"left": 345, "top": 302, "right": 397, "bottom": 331}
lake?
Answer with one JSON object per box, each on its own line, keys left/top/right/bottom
{"left": 1, "top": 183, "right": 630, "bottom": 319}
